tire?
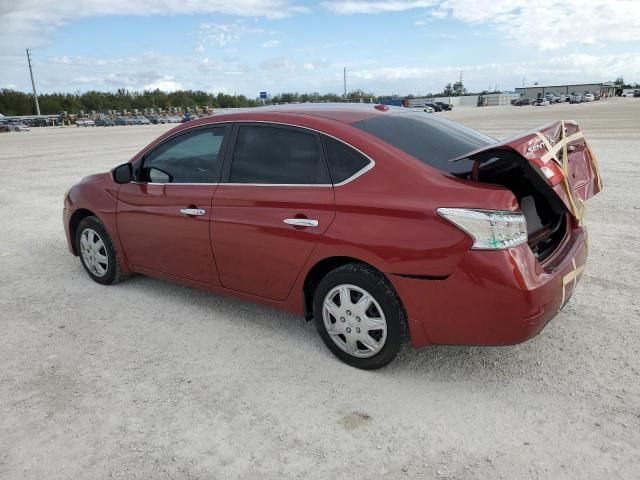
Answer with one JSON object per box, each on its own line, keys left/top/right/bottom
{"left": 312, "top": 263, "right": 407, "bottom": 370}
{"left": 75, "top": 216, "right": 124, "bottom": 285}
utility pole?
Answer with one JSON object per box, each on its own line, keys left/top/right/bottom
{"left": 26, "top": 49, "right": 40, "bottom": 115}
{"left": 343, "top": 67, "right": 347, "bottom": 99}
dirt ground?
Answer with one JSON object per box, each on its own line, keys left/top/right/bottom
{"left": 1, "top": 98, "right": 639, "bottom": 479}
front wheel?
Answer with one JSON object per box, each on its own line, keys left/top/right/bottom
{"left": 75, "top": 216, "right": 124, "bottom": 285}
{"left": 313, "top": 263, "right": 407, "bottom": 370}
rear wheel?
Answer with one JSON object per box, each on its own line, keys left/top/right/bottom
{"left": 75, "top": 216, "right": 124, "bottom": 285}
{"left": 313, "top": 263, "right": 407, "bottom": 370}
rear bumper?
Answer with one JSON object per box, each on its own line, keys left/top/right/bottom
{"left": 390, "top": 226, "right": 588, "bottom": 348}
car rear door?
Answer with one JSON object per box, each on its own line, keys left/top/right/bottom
{"left": 212, "top": 123, "right": 335, "bottom": 301}
{"left": 116, "top": 125, "right": 230, "bottom": 285}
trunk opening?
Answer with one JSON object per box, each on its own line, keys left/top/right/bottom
{"left": 454, "top": 150, "right": 569, "bottom": 262}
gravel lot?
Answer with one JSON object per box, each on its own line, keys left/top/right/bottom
{"left": 1, "top": 99, "right": 639, "bottom": 479}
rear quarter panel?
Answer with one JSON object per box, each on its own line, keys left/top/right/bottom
{"left": 305, "top": 124, "right": 520, "bottom": 278}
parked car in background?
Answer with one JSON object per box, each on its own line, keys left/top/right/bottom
{"left": 569, "top": 94, "right": 583, "bottom": 104}
{"left": 435, "top": 101, "right": 452, "bottom": 111}
{"left": 76, "top": 118, "right": 95, "bottom": 127}
{"left": 411, "top": 104, "right": 434, "bottom": 113}
{"left": 534, "top": 98, "right": 550, "bottom": 106}
{"left": 5, "top": 121, "right": 30, "bottom": 132}
{"left": 167, "top": 116, "right": 182, "bottom": 123}
{"left": 114, "top": 117, "right": 129, "bottom": 126}
{"left": 621, "top": 89, "right": 637, "bottom": 97}
{"left": 583, "top": 93, "right": 595, "bottom": 102}
{"left": 63, "top": 104, "right": 601, "bottom": 369}
{"left": 95, "top": 118, "right": 115, "bottom": 127}
{"left": 513, "top": 98, "right": 532, "bottom": 106}
{"left": 423, "top": 102, "right": 443, "bottom": 112}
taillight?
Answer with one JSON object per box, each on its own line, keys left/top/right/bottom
{"left": 437, "top": 208, "right": 527, "bottom": 250}
{"left": 531, "top": 157, "right": 564, "bottom": 186}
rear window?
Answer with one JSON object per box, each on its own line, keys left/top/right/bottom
{"left": 352, "top": 113, "right": 495, "bottom": 174}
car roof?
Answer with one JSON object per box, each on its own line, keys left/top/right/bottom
{"left": 196, "top": 103, "right": 401, "bottom": 125}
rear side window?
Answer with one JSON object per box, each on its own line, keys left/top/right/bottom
{"left": 140, "top": 127, "right": 226, "bottom": 183}
{"left": 230, "top": 125, "right": 329, "bottom": 184}
{"left": 321, "top": 136, "right": 370, "bottom": 183}
{"left": 352, "top": 113, "right": 495, "bottom": 174}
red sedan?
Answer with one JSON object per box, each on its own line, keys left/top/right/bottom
{"left": 63, "top": 104, "right": 601, "bottom": 369}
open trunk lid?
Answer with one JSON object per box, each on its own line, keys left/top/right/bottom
{"left": 451, "top": 120, "right": 602, "bottom": 222}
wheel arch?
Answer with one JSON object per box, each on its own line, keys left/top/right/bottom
{"left": 302, "top": 256, "right": 391, "bottom": 321}
{"left": 68, "top": 208, "right": 97, "bottom": 255}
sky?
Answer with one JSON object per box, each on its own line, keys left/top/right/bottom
{"left": 1, "top": 0, "right": 640, "bottom": 97}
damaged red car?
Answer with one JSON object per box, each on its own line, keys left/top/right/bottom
{"left": 63, "top": 105, "right": 602, "bottom": 369}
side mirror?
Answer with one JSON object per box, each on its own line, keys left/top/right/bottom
{"left": 112, "top": 163, "right": 132, "bottom": 184}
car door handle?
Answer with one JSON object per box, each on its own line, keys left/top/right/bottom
{"left": 180, "top": 208, "right": 206, "bottom": 216}
{"left": 283, "top": 218, "right": 319, "bottom": 227}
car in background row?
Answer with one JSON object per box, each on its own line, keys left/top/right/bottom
{"left": 1, "top": 120, "right": 30, "bottom": 131}
{"left": 513, "top": 98, "right": 532, "bottom": 106}
{"left": 435, "top": 102, "right": 452, "bottom": 111}
{"left": 569, "top": 94, "right": 583, "bottom": 104}
{"left": 411, "top": 104, "right": 434, "bottom": 113}
{"left": 534, "top": 98, "right": 550, "bottom": 106}
{"left": 63, "top": 104, "right": 601, "bottom": 369}
{"left": 76, "top": 118, "right": 95, "bottom": 127}
{"left": 583, "top": 93, "right": 595, "bottom": 102}
{"left": 95, "top": 118, "right": 115, "bottom": 127}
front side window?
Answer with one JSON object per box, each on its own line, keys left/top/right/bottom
{"left": 229, "top": 125, "right": 329, "bottom": 184}
{"left": 139, "top": 127, "right": 226, "bottom": 183}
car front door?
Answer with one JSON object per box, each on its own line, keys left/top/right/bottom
{"left": 117, "top": 125, "right": 230, "bottom": 285}
{"left": 212, "top": 123, "right": 335, "bottom": 300}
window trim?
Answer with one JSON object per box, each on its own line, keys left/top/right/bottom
{"left": 132, "top": 124, "right": 231, "bottom": 185}
{"left": 130, "top": 120, "right": 375, "bottom": 187}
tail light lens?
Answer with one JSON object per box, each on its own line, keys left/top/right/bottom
{"left": 437, "top": 208, "right": 527, "bottom": 250}
{"left": 531, "top": 157, "right": 565, "bottom": 186}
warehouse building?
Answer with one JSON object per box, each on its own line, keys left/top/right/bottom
{"left": 515, "top": 82, "right": 615, "bottom": 99}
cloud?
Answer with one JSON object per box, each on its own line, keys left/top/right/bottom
{"left": 260, "top": 56, "right": 296, "bottom": 72}
{"left": 323, "top": 1, "right": 436, "bottom": 14}
{"left": 0, "top": 0, "right": 307, "bottom": 48}
{"left": 262, "top": 40, "right": 281, "bottom": 48}
{"left": 144, "top": 77, "right": 183, "bottom": 92}
{"left": 323, "top": 0, "right": 640, "bottom": 50}
{"left": 346, "top": 52, "right": 640, "bottom": 91}
{"left": 199, "top": 22, "right": 247, "bottom": 47}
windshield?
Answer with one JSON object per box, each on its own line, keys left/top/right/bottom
{"left": 352, "top": 112, "right": 495, "bottom": 174}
